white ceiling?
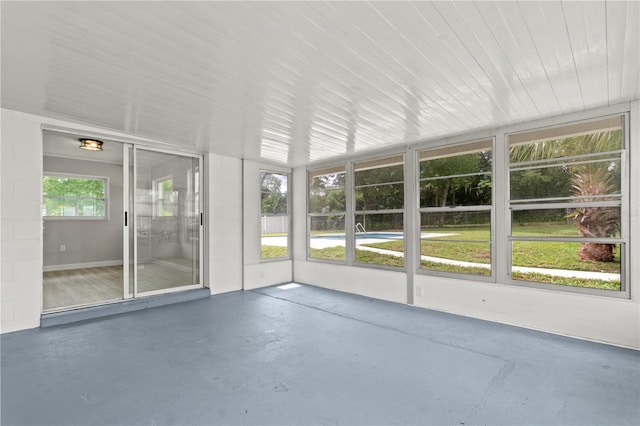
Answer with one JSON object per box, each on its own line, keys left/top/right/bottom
{"left": 2, "top": 1, "right": 639, "bottom": 168}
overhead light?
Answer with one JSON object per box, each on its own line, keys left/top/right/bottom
{"left": 79, "top": 138, "right": 103, "bottom": 151}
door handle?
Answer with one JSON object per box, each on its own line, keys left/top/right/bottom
{"left": 124, "top": 211, "right": 128, "bottom": 226}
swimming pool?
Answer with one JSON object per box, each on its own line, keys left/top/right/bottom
{"left": 312, "top": 232, "right": 403, "bottom": 240}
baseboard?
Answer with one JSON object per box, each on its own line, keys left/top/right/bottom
{"left": 43, "top": 260, "right": 124, "bottom": 272}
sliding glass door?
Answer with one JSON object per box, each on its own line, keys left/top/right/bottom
{"left": 131, "top": 148, "right": 202, "bottom": 296}
{"left": 43, "top": 136, "right": 203, "bottom": 313}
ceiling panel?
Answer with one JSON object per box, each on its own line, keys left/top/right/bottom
{"left": 2, "top": 1, "right": 638, "bottom": 168}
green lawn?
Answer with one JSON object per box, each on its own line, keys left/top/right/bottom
{"left": 355, "top": 250, "right": 404, "bottom": 267}
{"left": 309, "top": 246, "right": 404, "bottom": 267}
{"left": 309, "top": 246, "right": 346, "bottom": 261}
{"left": 363, "top": 224, "right": 619, "bottom": 273}
{"left": 512, "top": 271, "right": 620, "bottom": 291}
{"left": 361, "top": 223, "right": 621, "bottom": 290}
{"left": 302, "top": 223, "right": 622, "bottom": 291}
{"left": 261, "top": 245, "right": 288, "bottom": 258}
{"left": 307, "top": 246, "right": 620, "bottom": 290}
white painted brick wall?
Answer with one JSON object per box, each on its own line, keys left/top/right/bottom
{"left": 1, "top": 109, "right": 43, "bottom": 333}
{"left": 207, "top": 153, "right": 243, "bottom": 294}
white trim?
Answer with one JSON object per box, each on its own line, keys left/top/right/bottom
{"left": 198, "top": 155, "right": 204, "bottom": 288}
{"left": 136, "top": 284, "right": 202, "bottom": 298}
{"left": 133, "top": 146, "right": 138, "bottom": 297}
{"left": 41, "top": 125, "right": 203, "bottom": 158}
{"left": 43, "top": 260, "right": 123, "bottom": 272}
{"left": 123, "top": 143, "right": 131, "bottom": 300}
{"left": 43, "top": 153, "right": 124, "bottom": 166}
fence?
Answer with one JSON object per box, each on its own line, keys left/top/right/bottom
{"left": 261, "top": 215, "right": 288, "bottom": 234}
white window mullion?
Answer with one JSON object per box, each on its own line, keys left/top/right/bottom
{"left": 494, "top": 132, "right": 510, "bottom": 283}
{"left": 345, "top": 162, "right": 355, "bottom": 266}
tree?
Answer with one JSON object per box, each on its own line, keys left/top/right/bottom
{"left": 354, "top": 163, "right": 404, "bottom": 231}
{"left": 309, "top": 172, "right": 345, "bottom": 213}
{"left": 566, "top": 164, "right": 620, "bottom": 262}
{"left": 510, "top": 130, "right": 621, "bottom": 262}
{"left": 419, "top": 151, "right": 492, "bottom": 226}
{"left": 42, "top": 176, "right": 106, "bottom": 216}
{"left": 260, "top": 173, "right": 288, "bottom": 215}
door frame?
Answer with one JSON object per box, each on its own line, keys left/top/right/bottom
{"left": 41, "top": 125, "right": 205, "bottom": 313}
{"left": 129, "top": 145, "right": 204, "bottom": 299}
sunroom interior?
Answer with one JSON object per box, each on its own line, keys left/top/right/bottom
{"left": 1, "top": 1, "right": 639, "bottom": 424}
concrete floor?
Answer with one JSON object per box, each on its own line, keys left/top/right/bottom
{"left": 2, "top": 284, "right": 638, "bottom": 425}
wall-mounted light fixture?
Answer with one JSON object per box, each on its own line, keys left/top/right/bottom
{"left": 79, "top": 138, "right": 103, "bottom": 151}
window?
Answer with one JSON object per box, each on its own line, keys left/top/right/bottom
{"left": 353, "top": 155, "right": 404, "bottom": 268}
{"left": 43, "top": 174, "right": 108, "bottom": 219}
{"left": 418, "top": 139, "right": 493, "bottom": 276}
{"left": 304, "top": 112, "right": 629, "bottom": 296}
{"left": 154, "top": 176, "right": 175, "bottom": 217}
{"left": 308, "top": 166, "right": 346, "bottom": 262}
{"left": 508, "top": 115, "right": 626, "bottom": 292}
{"left": 261, "top": 171, "right": 290, "bottom": 259}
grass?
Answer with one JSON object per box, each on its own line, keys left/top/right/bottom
{"left": 309, "top": 246, "right": 404, "bottom": 267}
{"left": 261, "top": 232, "right": 288, "bottom": 237}
{"left": 363, "top": 224, "right": 620, "bottom": 273}
{"left": 355, "top": 250, "right": 404, "bottom": 267}
{"left": 306, "top": 222, "right": 622, "bottom": 291}
{"left": 310, "top": 230, "right": 345, "bottom": 236}
{"left": 419, "top": 260, "right": 491, "bottom": 276}
{"left": 261, "top": 245, "right": 288, "bottom": 259}
{"left": 511, "top": 222, "right": 581, "bottom": 237}
{"left": 512, "top": 271, "right": 621, "bottom": 291}
{"left": 309, "top": 246, "right": 345, "bottom": 261}
{"left": 358, "top": 223, "right": 621, "bottom": 290}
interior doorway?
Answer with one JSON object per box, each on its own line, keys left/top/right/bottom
{"left": 42, "top": 131, "right": 203, "bottom": 312}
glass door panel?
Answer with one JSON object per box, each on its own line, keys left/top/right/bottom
{"left": 135, "top": 149, "right": 200, "bottom": 295}
{"left": 42, "top": 132, "right": 125, "bottom": 312}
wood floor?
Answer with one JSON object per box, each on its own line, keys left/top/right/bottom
{"left": 43, "top": 261, "right": 198, "bottom": 311}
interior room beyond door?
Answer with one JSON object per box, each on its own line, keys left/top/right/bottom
{"left": 133, "top": 149, "right": 201, "bottom": 295}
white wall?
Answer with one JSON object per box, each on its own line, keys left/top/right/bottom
{"left": 293, "top": 102, "right": 640, "bottom": 349}
{"left": 1, "top": 109, "right": 222, "bottom": 333}
{"left": 2, "top": 103, "right": 638, "bottom": 348}
{"left": 207, "top": 153, "right": 243, "bottom": 294}
{"left": 243, "top": 160, "right": 292, "bottom": 290}
{"left": 1, "top": 110, "right": 44, "bottom": 333}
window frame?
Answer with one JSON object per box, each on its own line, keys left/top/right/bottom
{"left": 260, "top": 169, "right": 291, "bottom": 262}
{"left": 42, "top": 172, "right": 109, "bottom": 221}
{"left": 307, "top": 164, "right": 348, "bottom": 265}
{"left": 415, "top": 138, "right": 495, "bottom": 282}
{"left": 506, "top": 113, "right": 629, "bottom": 298}
{"left": 352, "top": 154, "right": 406, "bottom": 271}
{"left": 303, "top": 108, "right": 631, "bottom": 299}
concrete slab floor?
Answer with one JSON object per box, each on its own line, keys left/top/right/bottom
{"left": 1, "top": 283, "right": 638, "bottom": 425}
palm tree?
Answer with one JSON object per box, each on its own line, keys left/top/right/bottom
{"left": 567, "top": 165, "right": 620, "bottom": 261}
{"left": 510, "top": 130, "right": 622, "bottom": 262}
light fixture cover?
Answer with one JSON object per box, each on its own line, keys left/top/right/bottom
{"left": 79, "top": 138, "right": 103, "bottom": 151}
